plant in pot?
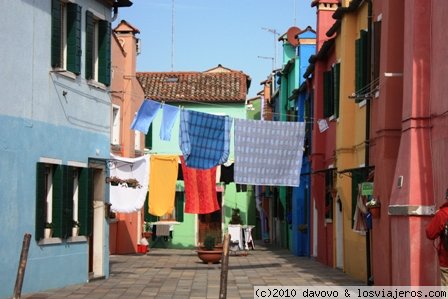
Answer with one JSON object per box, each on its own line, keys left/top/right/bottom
{"left": 44, "top": 222, "right": 53, "bottom": 239}
{"left": 72, "top": 220, "right": 80, "bottom": 237}
{"left": 196, "top": 235, "right": 223, "bottom": 264}
{"left": 142, "top": 222, "right": 152, "bottom": 239}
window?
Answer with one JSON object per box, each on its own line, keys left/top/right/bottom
{"left": 323, "top": 63, "right": 340, "bottom": 118}
{"left": 134, "top": 130, "right": 141, "bottom": 151}
{"left": 355, "top": 30, "right": 369, "bottom": 103}
{"left": 144, "top": 191, "right": 184, "bottom": 223}
{"left": 325, "top": 170, "right": 335, "bottom": 220}
{"left": 111, "top": 105, "right": 120, "bottom": 145}
{"left": 36, "top": 163, "right": 93, "bottom": 241}
{"left": 85, "top": 10, "right": 111, "bottom": 85}
{"left": 144, "top": 123, "right": 153, "bottom": 150}
{"left": 51, "top": 0, "right": 81, "bottom": 74}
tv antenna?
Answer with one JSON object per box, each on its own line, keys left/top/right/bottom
{"left": 262, "top": 27, "right": 280, "bottom": 69}
{"left": 257, "top": 56, "right": 274, "bottom": 72}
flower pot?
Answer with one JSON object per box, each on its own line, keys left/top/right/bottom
{"left": 143, "top": 232, "right": 152, "bottom": 239}
{"left": 369, "top": 206, "right": 381, "bottom": 218}
{"left": 196, "top": 249, "right": 223, "bottom": 264}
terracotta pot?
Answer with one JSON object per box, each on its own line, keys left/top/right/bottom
{"left": 196, "top": 249, "right": 223, "bottom": 264}
{"left": 369, "top": 206, "right": 381, "bottom": 218}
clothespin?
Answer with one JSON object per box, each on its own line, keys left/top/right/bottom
{"left": 160, "top": 101, "right": 165, "bottom": 108}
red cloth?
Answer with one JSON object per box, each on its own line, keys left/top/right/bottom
{"left": 180, "top": 156, "right": 220, "bottom": 214}
{"left": 426, "top": 202, "right": 448, "bottom": 267}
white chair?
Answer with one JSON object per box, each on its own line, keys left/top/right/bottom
{"left": 228, "top": 224, "right": 243, "bottom": 254}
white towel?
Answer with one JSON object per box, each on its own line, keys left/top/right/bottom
{"left": 234, "top": 119, "right": 306, "bottom": 187}
{"left": 109, "top": 154, "right": 149, "bottom": 213}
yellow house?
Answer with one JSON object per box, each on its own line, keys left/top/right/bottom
{"left": 333, "top": 0, "right": 371, "bottom": 282}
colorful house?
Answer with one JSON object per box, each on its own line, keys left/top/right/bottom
{"left": 136, "top": 65, "right": 252, "bottom": 248}
{"left": 109, "top": 20, "right": 145, "bottom": 254}
{"left": 0, "top": 1, "right": 132, "bottom": 297}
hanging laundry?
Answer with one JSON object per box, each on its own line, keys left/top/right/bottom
{"left": 220, "top": 162, "right": 234, "bottom": 184}
{"left": 109, "top": 154, "right": 149, "bottom": 213}
{"left": 160, "top": 104, "right": 180, "bottom": 141}
{"left": 148, "top": 155, "right": 179, "bottom": 216}
{"left": 353, "top": 185, "right": 368, "bottom": 234}
{"left": 219, "top": 117, "right": 233, "bottom": 164}
{"left": 180, "top": 156, "right": 220, "bottom": 214}
{"left": 234, "top": 119, "right": 306, "bottom": 187}
{"left": 131, "top": 99, "right": 162, "bottom": 134}
{"left": 179, "top": 110, "right": 230, "bottom": 169}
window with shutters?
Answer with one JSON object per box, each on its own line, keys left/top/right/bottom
{"left": 111, "top": 105, "right": 120, "bottom": 146}
{"left": 36, "top": 163, "right": 93, "bottom": 242}
{"left": 355, "top": 30, "right": 369, "bottom": 103}
{"left": 51, "top": 0, "right": 81, "bottom": 75}
{"left": 85, "top": 10, "right": 111, "bottom": 86}
{"left": 323, "top": 63, "right": 340, "bottom": 119}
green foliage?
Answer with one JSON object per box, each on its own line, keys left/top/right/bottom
{"left": 203, "top": 235, "right": 216, "bottom": 251}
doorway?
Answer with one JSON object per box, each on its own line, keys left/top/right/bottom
{"left": 197, "top": 192, "right": 222, "bottom": 245}
{"left": 88, "top": 163, "right": 106, "bottom": 280}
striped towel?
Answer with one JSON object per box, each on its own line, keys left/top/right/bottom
{"left": 234, "top": 119, "right": 306, "bottom": 187}
{"left": 179, "top": 110, "right": 230, "bottom": 169}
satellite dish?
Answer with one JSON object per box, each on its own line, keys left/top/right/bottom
{"left": 286, "top": 26, "right": 301, "bottom": 47}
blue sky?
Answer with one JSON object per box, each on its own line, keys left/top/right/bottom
{"left": 113, "top": 0, "right": 316, "bottom": 98}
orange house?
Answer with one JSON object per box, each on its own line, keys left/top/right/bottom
{"left": 109, "top": 20, "right": 145, "bottom": 254}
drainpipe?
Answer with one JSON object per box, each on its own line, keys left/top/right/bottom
{"left": 365, "top": 0, "right": 373, "bottom": 286}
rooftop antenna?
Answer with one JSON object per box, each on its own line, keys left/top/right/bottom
{"left": 262, "top": 27, "right": 280, "bottom": 69}
{"left": 293, "top": 0, "right": 297, "bottom": 25}
{"left": 257, "top": 56, "right": 274, "bottom": 72}
{"left": 171, "top": 0, "right": 175, "bottom": 71}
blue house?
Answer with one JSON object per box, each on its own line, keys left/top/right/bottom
{"left": 273, "top": 26, "right": 316, "bottom": 255}
{"left": 0, "top": 1, "right": 132, "bottom": 297}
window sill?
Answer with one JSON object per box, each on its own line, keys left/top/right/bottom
{"left": 358, "top": 99, "right": 367, "bottom": 108}
{"left": 67, "top": 236, "right": 88, "bottom": 243}
{"left": 87, "top": 80, "right": 107, "bottom": 91}
{"left": 38, "top": 237, "right": 62, "bottom": 246}
{"left": 50, "top": 68, "right": 77, "bottom": 80}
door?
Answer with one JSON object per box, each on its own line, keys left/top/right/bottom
{"left": 198, "top": 192, "right": 222, "bottom": 244}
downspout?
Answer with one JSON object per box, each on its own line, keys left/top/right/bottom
{"left": 111, "top": 6, "right": 119, "bottom": 22}
{"left": 365, "top": 0, "right": 373, "bottom": 286}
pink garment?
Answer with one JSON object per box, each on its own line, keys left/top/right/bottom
{"left": 180, "top": 156, "right": 220, "bottom": 214}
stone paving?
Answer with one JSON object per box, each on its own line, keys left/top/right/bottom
{"left": 21, "top": 243, "right": 363, "bottom": 299}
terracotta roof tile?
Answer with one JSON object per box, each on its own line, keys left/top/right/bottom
{"left": 136, "top": 68, "right": 250, "bottom": 103}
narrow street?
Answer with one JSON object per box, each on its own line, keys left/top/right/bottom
{"left": 21, "top": 242, "right": 363, "bottom": 299}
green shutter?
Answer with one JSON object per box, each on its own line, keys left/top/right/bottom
{"left": 351, "top": 170, "right": 367, "bottom": 226}
{"left": 79, "top": 168, "right": 94, "bottom": 236}
{"left": 175, "top": 192, "right": 184, "bottom": 222}
{"left": 323, "top": 71, "right": 332, "bottom": 118}
{"left": 98, "top": 20, "right": 111, "bottom": 86}
{"left": 85, "top": 11, "right": 94, "bottom": 80}
{"left": 66, "top": 3, "right": 81, "bottom": 74}
{"left": 360, "top": 30, "right": 369, "bottom": 94}
{"left": 35, "top": 163, "right": 47, "bottom": 241}
{"left": 145, "top": 123, "right": 153, "bottom": 149}
{"left": 333, "top": 63, "right": 340, "bottom": 118}
{"left": 355, "top": 38, "right": 361, "bottom": 102}
{"left": 51, "top": 0, "right": 62, "bottom": 68}
{"left": 52, "top": 165, "right": 65, "bottom": 238}
{"left": 62, "top": 167, "right": 75, "bottom": 238}
{"left": 144, "top": 193, "right": 159, "bottom": 222}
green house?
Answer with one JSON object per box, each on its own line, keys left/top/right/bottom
{"left": 137, "top": 65, "right": 252, "bottom": 248}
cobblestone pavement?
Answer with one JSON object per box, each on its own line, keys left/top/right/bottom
{"left": 21, "top": 243, "right": 363, "bottom": 299}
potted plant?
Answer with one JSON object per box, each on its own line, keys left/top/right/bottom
{"left": 125, "top": 178, "right": 141, "bottom": 188}
{"left": 196, "top": 235, "right": 223, "bottom": 264}
{"left": 142, "top": 222, "right": 152, "bottom": 239}
{"left": 44, "top": 222, "right": 53, "bottom": 239}
{"left": 72, "top": 220, "right": 80, "bottom": 237}
{"left": 106, "top": 176, "right": 123, "bottom": 186}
